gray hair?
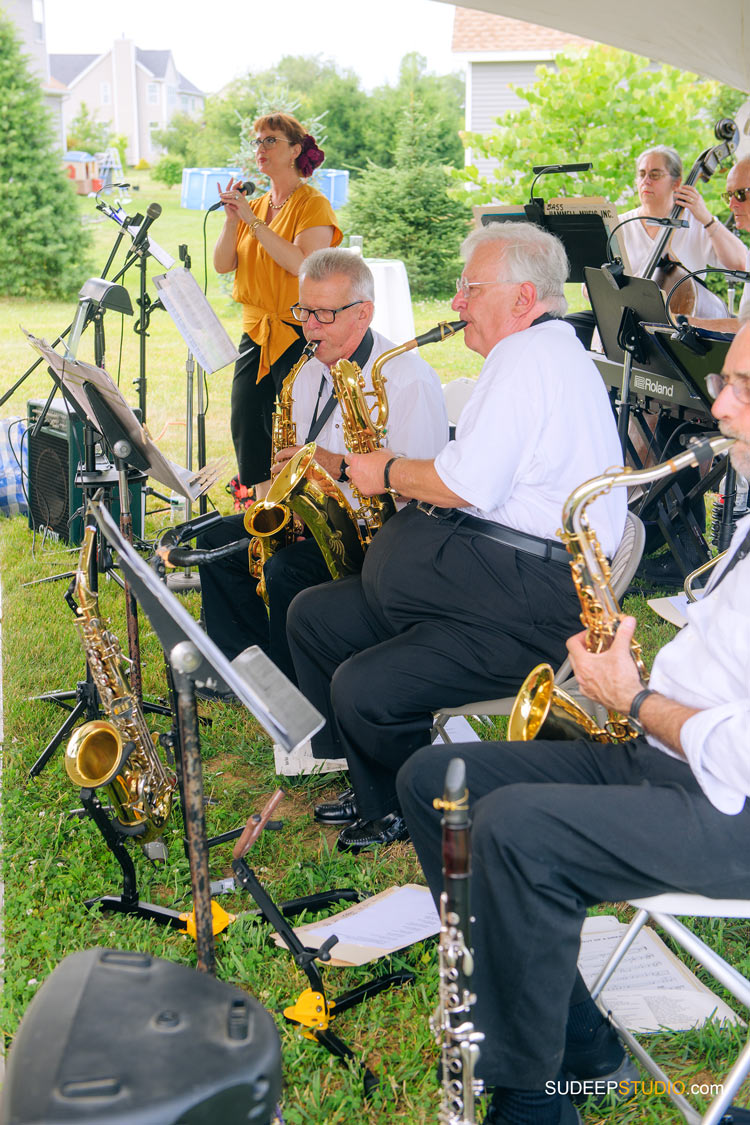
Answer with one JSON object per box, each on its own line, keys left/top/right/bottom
{"left": 636, "top": 145, "right": 682, "bottom": 180}
{"left": 461, "top": 223, "right": 569, "bottom": 316}
{"left": 299, "top": 249, "right": 375, "bottom": 303}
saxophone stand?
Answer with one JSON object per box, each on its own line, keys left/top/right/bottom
{"left": 231, "top": 791, "right": 414, "bottom": 1098}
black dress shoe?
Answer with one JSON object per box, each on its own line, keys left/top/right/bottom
{"left": 314, "top": 787, "right": 358, "bottom": 825}
{"left": 336, "top": 813, "right": 410, "bottom": 854}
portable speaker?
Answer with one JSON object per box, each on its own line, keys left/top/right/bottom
{"left": 1, "top": 948, "right": 282, "bottom": 1124}
{"left": 26, "top": 399, "right": 144, "bottom": 545}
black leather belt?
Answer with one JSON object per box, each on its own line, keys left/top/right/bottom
{"left": 412, "top": 501, "right": 571, "bottom": 564}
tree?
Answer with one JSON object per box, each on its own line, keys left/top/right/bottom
{"left": 0, "top": 13, "right": 91, "bottom": 298}
{"left": 343, "top": 103, "right": 472, "bottom": 298}
{"left": 456, "top": 46, "right": 742, "bottom": 221}
{"left": 66, "top": 101, "right": 111, "bottom": 153}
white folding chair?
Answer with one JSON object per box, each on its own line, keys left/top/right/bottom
{"left": 431, "top": 510, "right": 646, "bottom": 743}
{"left": 442, "top": 376, "right": 476, "bottom": 439}
{"left": 591, "top": 894, "right": 750, "bottom": 1125}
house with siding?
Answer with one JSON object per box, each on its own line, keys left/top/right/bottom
{"left": 451, "top": 8, "right": 594, "bottom": 178}
{"left": 49, "top": 40, "right": 204, "bottom": 165}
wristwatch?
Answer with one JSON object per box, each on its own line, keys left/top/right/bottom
{"left": 383, "top": 454, "right": 405, "bottom": 495}
{"left": 628, "top": 687, "right": 655, "bottom": 734}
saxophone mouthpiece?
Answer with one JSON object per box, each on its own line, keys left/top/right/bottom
{"left": 414, "top": 320, "right": 467, "bottom": 348}
{"left": 303, "top": 340, "right": 320, "bottom": 358}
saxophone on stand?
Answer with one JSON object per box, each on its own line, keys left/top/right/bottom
{"left": 432, "top": 756, "right": 484, "bottom": 1125}
{"left": 65, "top": 521, "right": 177, "bottom": 859}
{"left": 509, "top": 434, "right": 735, "bottom": 743}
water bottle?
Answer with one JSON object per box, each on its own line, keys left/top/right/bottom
{"left": 169, "top": 491, "right": 186, "bottom": 523}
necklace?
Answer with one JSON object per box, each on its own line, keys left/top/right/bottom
{"left": 268, "top": 182, "right": 302, "bottom": 211}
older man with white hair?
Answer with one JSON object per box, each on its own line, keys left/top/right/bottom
{"left": 288, "top": 223, "right": 627, "bottom": 851}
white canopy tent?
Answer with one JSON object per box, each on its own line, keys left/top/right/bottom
{"left": 436, "top": 0, "right": 750, "bottom": 93}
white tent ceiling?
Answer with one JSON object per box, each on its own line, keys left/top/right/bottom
{"left": 437, "top": 0, "right": 750, "bottom": 92}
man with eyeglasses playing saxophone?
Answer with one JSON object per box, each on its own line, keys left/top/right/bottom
{"left": 288, "top": 223, "right": 626, "bottom": 851}
{"left": 195, "top": 249, "right": 447, "bottom": 695}
{"left": 397, "top": 318, "right": 750, "bottom": 1125}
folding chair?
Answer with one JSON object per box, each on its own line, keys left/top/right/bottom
{"left": 591, "top": 894, "right": 750, "bottom": 1125}
{"left": 432, "top": 510, "right": 646, "bottom": 743}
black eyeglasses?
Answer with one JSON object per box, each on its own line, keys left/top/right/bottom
{"left": 722, "top": 187, "right": 750, "bottom": 205}
{"left": 706, "top": 372, "right": 750, "bottom": 405}
{"left": 290, "top": 301, "right": 363, "bottom": 324}
{"left": 252, "top": 136, "right": 290, "bottom": 150}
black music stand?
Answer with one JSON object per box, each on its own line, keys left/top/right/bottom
{"left": 481, "top": 204, "right": 616, "bottom": 284}
{"left": 80, "top": 501, "right": 323, "bottom": 959}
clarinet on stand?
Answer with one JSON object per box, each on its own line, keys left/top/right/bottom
{"left": 432, "top": 757, "right": 484, "bottom": 1124}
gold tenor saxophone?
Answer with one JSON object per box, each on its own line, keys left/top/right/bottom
{"left": 244, "top": 340, "right": 365, "bottom": 595}
{"left": 65, "top": 522, "right": 177, "bottom": 858}
{"left": 330, "top": 320, "right": 466, "bottom": 549}
{"left": 432, "top": 756, "right": 483, "bottom": 1125}
{"left": 509, "top": 434, "right": 735, "bottom": 742}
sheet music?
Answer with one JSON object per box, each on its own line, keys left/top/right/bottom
{"left": 23, "top": 329, "right": 223, "bottom": 502}
{"left": 272, "top": 884, "right": 440, "bottom": 966}
{"left": 152, "top": 269, "right": 240, "bottom": 374}
{"left": 578, "top": 914, "right": 742, "bottom": 1032}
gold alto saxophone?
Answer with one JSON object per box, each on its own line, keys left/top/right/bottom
{"left": 509, "top": 434, "right": 735, "bottom": 742}
{"left": 330, "top": 320, "right": 466, "bottom": 550}
{"left": 244, "top": 340, "right": 365, "bottom": 591}
{"left": 432, "top": 756, "right": 483, "bottom": 1125}
{"left": 65, "top": 522, "right": 177, "bottom": 858}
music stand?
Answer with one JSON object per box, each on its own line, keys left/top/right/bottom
{"left": 479, "top": 203, "right": 618, "bottom": 284}
{"left": 70, "top": 500, "right": 323, "bottom": 968}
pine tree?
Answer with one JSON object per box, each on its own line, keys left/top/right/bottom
{"left": 0, "top": 13, "right": 91, "bottom": 297}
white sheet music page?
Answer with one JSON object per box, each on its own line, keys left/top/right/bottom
{"left": 272, "top": 884, "right": 440, "bottom": 966}
{"left": 153, "top": 269, "right": 240, "bottom": 374}
{"left": 578, "top": 914, "right": 742, "bottom": 1032}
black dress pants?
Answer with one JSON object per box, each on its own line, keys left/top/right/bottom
{"left": 397, "top": 739, "right": 750, "bottom": 1090}
{"left": 230, "top": 328, "right": 305, "bottom": 487}
{"left": 197, "top": 514, "right": 330, "bottom": 679}
{"left": 287, "top": 505, "right": 582, "bottom": 820}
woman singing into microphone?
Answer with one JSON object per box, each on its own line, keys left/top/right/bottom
{"left": 214, "top": 113, "right": 341, "bottom": 498}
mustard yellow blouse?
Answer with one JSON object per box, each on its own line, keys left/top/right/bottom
{"left": 232, "top": 183, "right": 342, "bottom": 382}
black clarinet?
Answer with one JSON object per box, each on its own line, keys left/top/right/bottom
{"left": 431, "top": 757, "right": 484, "bottom": 1124}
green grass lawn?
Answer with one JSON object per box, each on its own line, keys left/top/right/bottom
{"left": 1, "top": 175, "right": 747, "bottom": 1122}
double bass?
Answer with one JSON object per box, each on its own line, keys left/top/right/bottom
{"left": 643, "top": 118, "right": 740, "bottom": 317}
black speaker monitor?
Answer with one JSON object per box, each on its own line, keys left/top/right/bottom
{"left": 1, "top": 948, "right": 282, "bottom": 1124}
{"left": 26, "top": 399, "right": 144, "bottom": 545}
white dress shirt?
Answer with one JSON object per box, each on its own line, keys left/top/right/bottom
{"left": 291, "top": 328, "right": 448, "bottom": 507}
{"left": 649, "top": 514, "right": 750, "bottom": 813}
{"left": 433, "top": 320, "right": 627, "bottom": 558}
{"left": 738, "top": 248, "right": 750, "bottom": 318}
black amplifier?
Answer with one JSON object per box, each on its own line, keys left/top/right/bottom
{"left": 1, "top": 947, "right": 281, "bottom": 1124}
{"left": 26, "top": 399, "right": 144, "bottom": 545}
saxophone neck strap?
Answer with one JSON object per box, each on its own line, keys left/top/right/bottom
{"left": 305, "top": 328, "right": 375, "bottom": 444}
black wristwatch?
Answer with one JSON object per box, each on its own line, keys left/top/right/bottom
{"left": 628, "top": 687, "right": 655, "bottom": 734}
{"left": 337, "top": 457, "right": 348, "bottom": 483}
{"left": 383, "top": 454, "right": 405, "bottom": 495}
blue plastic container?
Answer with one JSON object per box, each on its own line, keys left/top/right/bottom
{"left": 314, "top": 169, "right": 349, "bottom": 209}
{"left": 181, "top": 167, "right": 243, "bottom": 211}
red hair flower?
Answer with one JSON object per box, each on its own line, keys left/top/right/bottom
{"left": 297, "top": 134, "right": 325, "bottom": 177}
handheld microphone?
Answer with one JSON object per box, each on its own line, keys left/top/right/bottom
{"left": 208, "top": 181, "right": 256, "bottom": 213}
{"left": 130, "top": 202, "right": 162, "bottom": 253}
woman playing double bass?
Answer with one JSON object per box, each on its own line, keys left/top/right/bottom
{"left": 618, "top": 145, "right": 746, "bottom": 315}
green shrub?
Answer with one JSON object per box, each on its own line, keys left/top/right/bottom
{"left": 153, "top": 156, "right": 183, "bottom": 189}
